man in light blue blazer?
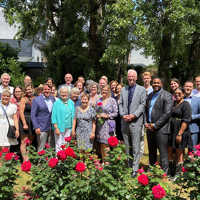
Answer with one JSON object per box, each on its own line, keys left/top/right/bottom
{"left": 119, "top": 69, "right": 146, "bottom": 177}
{"left": 31, "top": 84, "right": 55, "bottom": 151}
{"left": 184, "top": 81, "right": 200, "bottom": 150}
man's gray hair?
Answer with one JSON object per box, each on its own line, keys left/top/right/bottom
{"left": 58, "top": 85, "right": 71, "bottom": 96}
{"left": 128, "top": 69, "right": 137, "bottom": 76}
{"left": 1, "top": 73, "right": 10, "bottom": 80}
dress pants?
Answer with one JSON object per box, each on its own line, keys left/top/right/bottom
{"left": 54, "top": 129, "right": 71, "bottom": 152}
{"left": 122, "top": 122, "right": 142, "bottom": 172}
{"left": 146, "top": 131, "right": 169, "bottom": 172}
{"left": 37, "top": 131, "right": 49, "bottom": 152}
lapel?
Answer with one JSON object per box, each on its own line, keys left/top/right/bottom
{"left": 151, "top": 89, "right": 163, "bottom": 111}
{"left": 124, "top": 86, "right": 129, "bottom": 107}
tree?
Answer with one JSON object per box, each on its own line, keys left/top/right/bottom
{"left": 133, "top": 0, "right": 200, "bottom": 86}
{"left": 0, "top": 42, "right": 25, "bottom": 86}
{"left": 3, "top": 0, "right": 141, "bottom": 83}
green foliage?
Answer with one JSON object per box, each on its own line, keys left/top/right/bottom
{"left": 20, "top": 139, "right": 175, "bottom": 200}
{"left": 0, "top": 55, "right": 25, "bottom": 87}
{"left": 175, "top": 146, "right": 200, "bottom": 200}
{"left": 0, "top": 152, "right": 19, "bottom": 200}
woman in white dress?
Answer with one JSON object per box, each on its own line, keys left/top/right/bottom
{"left": 0, "top": 90, "right": 19, "bottom": 150}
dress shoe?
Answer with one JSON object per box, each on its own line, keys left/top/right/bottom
{"left": 131, "top": 171, "right": 137, "bottom": 178}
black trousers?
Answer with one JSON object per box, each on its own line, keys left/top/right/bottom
{"left": 147, "top": 131, "right": 169, "bottom": 171}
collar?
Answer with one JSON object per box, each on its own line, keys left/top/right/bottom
{"left": 42, "top": 94, "right": 50, "bottom": 100}
{"left": 128, "top": 84, "right": 136, "bottom": 89}
{"left": 185, "top": 95, "right": 192, "bottom": 99}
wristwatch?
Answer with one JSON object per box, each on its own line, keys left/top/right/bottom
{"left": 177, "top": 133, "right": 182, "bottom": 136}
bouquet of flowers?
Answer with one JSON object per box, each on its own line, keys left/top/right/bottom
{"left": 96, "top": 101, "right": 105, "bottom": 126}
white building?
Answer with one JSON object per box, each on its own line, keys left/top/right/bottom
{"left": 0, "top": 7, "right": 44, "bottom": 63}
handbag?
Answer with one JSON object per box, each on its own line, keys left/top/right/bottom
{"left": 108, "top": 119, "right": 116, "bottom": 136}
{"left": 0, "top": 104, "right": 16, "bottom": 138}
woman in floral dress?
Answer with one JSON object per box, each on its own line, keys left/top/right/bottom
{"left": 95, "top": 85, "right": 118, "bottom": 161}
{"left": 72, "top": 93, "right": 96, "bottom": 151}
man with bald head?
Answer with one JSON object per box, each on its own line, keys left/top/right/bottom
{"left": 119, "top": 69, "right": 146, "bottom": 177}
{"left": 145, "top": 77, "right": 173, "bottom": 174}
{"left": 59, "top": 73, "right": 74, "bottom": 89}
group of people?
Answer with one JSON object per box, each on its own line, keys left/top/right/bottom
{"left": 0, "top": 70, "right": 200, "bottom": 179}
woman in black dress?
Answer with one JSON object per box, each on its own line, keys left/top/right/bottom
{"left": 19, "top": 84, "right": 35, "bottom": 161}
{"left": 168, "top": 87, "right": 191, "bottom": 177}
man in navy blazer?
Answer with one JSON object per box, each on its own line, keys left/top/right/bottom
{"left": 184, "top": 81, "right": 200, "bottom": 150}
{"left": 31, "top": 84, "right": 55, "bottom": 151}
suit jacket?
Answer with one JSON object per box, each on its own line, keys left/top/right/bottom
{"left": 31, "top": 95, "right": 55, "bottom": 132}
{"left": 119, "top": 84, "right": 146, "bottom": 127}
{"left": 145, "top": 89, "right": 173, "bottom": 134}
{"left": 187, "top": 96, "right": 200, "bottom": 133}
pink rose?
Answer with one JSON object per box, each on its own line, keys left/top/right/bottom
{"left": 48, "top": 158, "right": 58, "bottom": 168}
{"left": 152, "top": 184, "right": 166, "bottom": 199}
{"left": 108, "top": 136, "right": 119, "bottom": 147}
{"left": 38, "top": 150, "right": 46, "bottom": 156}
{"left": 57, "top": 150, "right": 67, "bottom": 161}
{"left": 64, "top": 136, "right": 72, "bottom": 142}
{"left": 21, "top": 160, "right": 32, "bottom": 172}
{"left": 75, "top": 162, "right": 86, "bottom": 173}
{"left": 137, "top": 174, "right": 149, "bottom": 186}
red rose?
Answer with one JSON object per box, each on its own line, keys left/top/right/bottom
{"left": 108, "top": 136, "right": 119, "bottom": 147}
{"left": 97, "top": 102, "right": 103, "bottom": 106}
{"left": 0, "top": 152, "right": 2, "bottom": 158}
{"left": 75, "top": 162, "right": 86, "bottom": 173}
{"left": 45, "top": 157, "right": 49, "bottom": 161}
{"left": 57, "top": 150, "right": 67, "bottom": 161}
{"left": 2, "top": 147, "right": 9, "bottom": 153}
{"left": 38, "top": 150, "right": 46, "bottom": 156}
{"left": 194, "top": 144, "right": 200, "bottom": 150}
{"left": 152, "top": 184, "right": 166, "bottom": 199}
{"left": 48, "top": 158, "right": 59, "bottom": 168}
{"left": 45, "top": 143, "right": 50, "bottom": 149}
{"left": 194, "top": 150, "right": 200, "bottom": 157}
{"left": 14, "top": 154, "right": 19, "bottom": 161}
{"left": 65, "top": 147, "right": 76, "bottom": 158}
{"left": 25, "top": 138, "right": 31, "bottom": 146}
{"left": 4, "top": 153, "right": 14, "bottom": 161}
{"left": 162, "top": 173, "right": 167, "bottom": 177}
{"left": 137, "top": 168, "right": 144, "bottom": 174}
{"left": 61, "top": 145, "right": 66, "bottom": 149}
{"left": 182, "top": 167, "right": 187, "bottom": 173}
{"left": 137, "top": 174, "right": 149, "bottom": 186}
{"left": 21, "top": 160, "right": 32, "bottom": 172}
{"left": 64, "top": 136, "right": 72, "bottom": 142}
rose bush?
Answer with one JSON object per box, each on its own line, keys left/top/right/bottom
{"left": 0, "top": 148, "right": 19, "bottom": 200}
{"left": 175, "top": 145, "right": 200, "bottom": 199}
{"left": 19, "top": 136, "right": 174, "bottom": 199}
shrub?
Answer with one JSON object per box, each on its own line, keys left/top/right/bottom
{"left": 175, "top": 145, "right": 200, "bottom": 200}
{"left": 23, "top": 137, "right": 173, "bottom": 200}
{"left": 0, "top": 149, "right": 19, "bottom": 200}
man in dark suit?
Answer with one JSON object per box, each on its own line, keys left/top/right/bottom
{"left": 31, "top": 84, "right": 55, "bottom": 151}
{"left": 145, "top": 77, "right": 173, "bottom": 173}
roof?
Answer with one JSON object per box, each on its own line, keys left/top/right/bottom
{"left": 0, "top": 39, "right": 32, "bottom": 57}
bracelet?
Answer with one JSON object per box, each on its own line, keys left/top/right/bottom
{"left": 177, "top": 134, "right": 182, "bottom": 136}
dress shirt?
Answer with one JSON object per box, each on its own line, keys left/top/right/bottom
{"left": 148, "top": 90, "right": 160, "bottom": 122}
{"left": 184, "top": 96, "right": 192, "bottom": 105}
{"left": 43, "top": 95, "right": 53, "bottom": 113}
{"left": 128, "top": 84, "right": 136, "bottom": 114}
